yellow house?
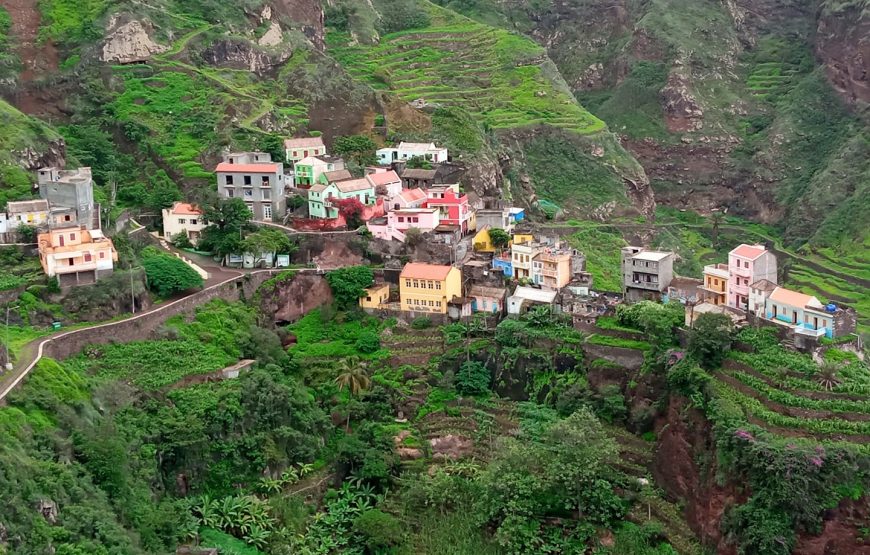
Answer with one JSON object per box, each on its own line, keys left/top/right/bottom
{"left": 512, "top": 232, "right": 534, "bottom": 246}
{"left": 701, "top": 263, "right": 729, "bottom": 306}
{"left": 472, "top": 225, "right": 495, "bottom": 252}
{"left": 399, "top": 263, "right": 461, "bottom": 315}
{"left": 360, "top": 284, "right": 390, "bottom": 309}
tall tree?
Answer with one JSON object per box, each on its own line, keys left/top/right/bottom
{"left": 710, "top": 211, "right": 725, "bottom": 248}
{"left": 333, "top": 135, "right": 378, "bottom": 168}
{"left": 334, "top": 356, "right": 371, "bottom": 431}
{"left": 241, "top": 228, "right": 296, "bottom": 266}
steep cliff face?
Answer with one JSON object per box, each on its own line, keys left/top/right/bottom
{"left": 816, "top": 1, "right": 870, "bottom": 107}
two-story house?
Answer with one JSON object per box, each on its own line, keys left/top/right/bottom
{"left": 284, "top": 137, "right": 326, "bottom": 164}
{"left": 531, "top": 246, "right": 578, "bottom": 290}
{"left": 760, "top": 287, "right": 855, "bottom": 339}
{"left": 727, "top": 244, "right": 777, "bottom": 311}
{"left": 366, "top": 207, "right": 441, "bottom": 241}
{"left": 390, "top": 188, "right": 427, "bottom": 210}
{"left": 399, "top": 262, "right": 462, "bottom": 315}
{"left": 700, "top": 263, "right": 729, "bottom": 306}
{"left": 424, "top": 186, "right": 471, "bottom": 233}
{"left": 365, "top": 169, "right": 402, "bottom": 197}
{"left": 162, "top": 202, "right": 207, "bottom": 245}
{"left": 308, "top": 178, "right": 376, "bottom": 219}
{"left": 38, "top": 226, "right": 118, "bottom": 287}
{"left": 377, "top": 142, "right": 448, "bottom": 165}
{"left": 294, "top": 156, "right": 346, "bottom": 188}
{"left": 621, "top": 247, "right": 675, "bottom": 301}
{"left": 215, "top": 152, "right": 286, "bottom": 222}
{"left": 511, "top": 239, "right": 542, "bottom": 280}
{"left": 37, "top": 167, "right": 96, "bottom": 228}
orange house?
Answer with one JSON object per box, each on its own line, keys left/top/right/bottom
{"left": 38, "top": 226, "right": 118, "bottom": 287}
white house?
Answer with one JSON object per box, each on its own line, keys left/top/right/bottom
{"left": 376, "top": 142, "right": 448, "bottom": 165}
{"left": 162, "top": 202, "right": 207, "bottom": 245}
{"left": 507, "top": 286, "right": 558, "bottom": 315}
{"left": 284, "top": 137, "right": 326, "bottom": 164}
{"left": 4, "top": 199, "right": 50, "bottom": 231}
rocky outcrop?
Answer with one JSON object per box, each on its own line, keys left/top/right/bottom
{"left": 258, "top": 272, "right": 333, "bottom": 324}
{"left": 101, "top": 16, "right": 168, "bottom": 64}
{"left": 271, "top": 0, "right": 325, "bottom": 51}
{"left": 13, "top": 138, "right": 66, "bottom": 170}
{"left": 660, "top": 68, "right": 704, "bottom": 132}
{"left": 816, "top": 2, "right": 870, "bottom": 107}
{"left": 200, "top": 39, "right": 291, "bottom": 77}
{"left": 258, "top": 22, "right": 284, "bottom": 48}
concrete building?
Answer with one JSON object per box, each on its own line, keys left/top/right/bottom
{"left": 727, "top": 244, "right": 777, "bottom": 311}
{"left": 377, "top": 142, "right": 448, "bottom": 165}
{"left": 360, "top": 283, "right": 390, "bottom": 310}
{"left": 366, "top": 207, "right": 441, "bottom": 241}
{"left": 37, "top": 167, "right": 96, "bottom": 228}
{"left": 621, "top": 247, "right": 675, "bottom": 301}
{"left": 475, "top": 208, "right": 513, "bottom": 233}
{"left": 400, "top": 168, "right": 437, "bottom": 189}
{"left": 531, "top": 246, "right": 580, "bottom": 290}
{"left": 390, "top": 188, "right": 428, "bottom": 210}
{"left": 215, "top": 152, "right": 286, "bottom": 222}
{"left": 760, "top": 286, "right": 855, "bottom": 339}
{"left": 308, "top": 178, "right": 376, "bottom": 220}
{"left": 365, "top": 169, "right": 403, "bottom": 198}
{"left": 37, "top": 226, "right": 118, "bottom": 287}
{"left": 665, "top": 276, "right": 703, "bottom": 304}
{"left": 294, "top": 156, "right": 345, "bottom": 188}
{"left": 748, "top": 279, "right": 777, "bottom": 315}
{"left": 469, "top": 285, "right": 507, "bottom": 315}
{"left": 399, "top": 263, "right": 462, "bottom": 315}
{"left": 162, "top": 202, "right": 207, "bottom": 245}
{"left": 425, "top": 186, "right": 471, "bottom": 233}
{"left": 700, "top": 263, "right": 729, "bottom": 306}
{"left": 284, "top": 136, "right": 326, "bottom": 164}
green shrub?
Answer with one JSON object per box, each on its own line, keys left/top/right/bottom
{"left": 354, "top": 331, "right": 381, "bottom": 354}
{"left": 352, "top": 509, "right": 404, "bottom": 550}
{"left": 411, "top": 317, "right": 432, "bottom": 330}
{"left": 140, "top": 247, "right": 204, "bottom": 297}
{"left": 456, "top": 360, "right": 490, "bottom": 396}
{"left": 326, "top": 266, "right": 374, "bottom": 309}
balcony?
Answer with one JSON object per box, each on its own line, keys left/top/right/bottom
{"left": 795, "top": 325, "right": 825, "bottom": 338}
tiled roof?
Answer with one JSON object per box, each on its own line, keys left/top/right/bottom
{"left": 309, "top": 184, "right": 328, "bottom": 193}
{"left": 401, "top": 169, "right": 437, "bottom": 180}
{"left": 769, "top": 287, "right": 822, "bottom": 309}
{"left": 284, "top": 137, "right": 325, "bottom": 149}
{"left": 731, "top": 244, "right": 767, "bottom": 260}
{"left": 7, "top": 199, "right": 49, "bottom": 213}
{"left": 399, "top": 142, "right": 437, "bottom": 150}
{"left": 366, "top": 170, "right": 401, "bottom": 186}
{"left": 215, "top": 162, "right": 280, "bottom": 173}
{"left": 400, "top": 262, "right": 454, "bottom": 280}
{"left": 750, "top": 279, "right": 777, "bottom": 292}
{"left": 323, "top": 169, "right": 353, "bottom": 183}
{"left": 396, "top": 188, "right": 427, "bottom": 203}
{"left": 335, "top": 178, "right": 372, "bottom": 193}
{"left": 295, "top": 156, "right": 327, "bottom": 166}
{"left": 168, "top": 202, "right": 203, "bottom": 215}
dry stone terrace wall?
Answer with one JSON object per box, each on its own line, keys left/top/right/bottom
{"left": 582, "top": 343, "right": 646, "bottom": 371}
{"left": 41, "top": 271, "right": 281, "bottom": 361}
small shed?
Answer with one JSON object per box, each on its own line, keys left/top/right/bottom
{"left": 507, "top": 286, "right": 558, "bottom": 315}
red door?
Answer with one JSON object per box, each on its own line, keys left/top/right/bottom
{"left": 59, "top": 234, "right": 64, "bottom": 246}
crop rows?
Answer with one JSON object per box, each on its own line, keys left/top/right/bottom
{"left": 330, "top": 20, "right": 604, "bottom": 134}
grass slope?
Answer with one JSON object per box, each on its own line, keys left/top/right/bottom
{"left": 329, "top": 1, "right": 605, "bottom": 134}
{"left": 0, "top": 99, "right": 62, "bottom": 205}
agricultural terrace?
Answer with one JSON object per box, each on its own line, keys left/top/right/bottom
{"left": 328, "top": 3, "right": 605, "bottom": 134}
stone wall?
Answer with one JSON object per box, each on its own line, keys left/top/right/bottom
{"left": 40, "top": 271, "right": 280, "bottom": 361}
{"left": 582, "top": 343, "right": 646, "bottom": 371}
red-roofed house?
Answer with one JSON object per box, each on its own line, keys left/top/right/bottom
{"left": 162, "top": 202, "right": 207, "bottom": 245}
{"left": 391, "top": 187, "right": 428, "bottom": 210}
{"left": 399, "top": 262, "right": 462, "bottom": 315}
{"left": 215, "top": 152, "right": 286, "bottom": 222}
{"left": 727, "top": 244, "right": 777, "bottom": 310}
{"left": 366, "top": 207, "right": 441, "bottom": 241}
{"left": 365, "top": 169, "right": 402, "bottom": 197}
{"left": 284, "top": 137, "right": 326, "bottom": 163}
{"left": 424, "top": 186, "right": 471, "bottom": 233}
{"left": 760, "top": 286, "right": 855, "bottom": 339}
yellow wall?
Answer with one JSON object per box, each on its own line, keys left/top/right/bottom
{"left": 473, "top": 227, "right": 494, "bottom": 252}
{"left": 704, "top": 274, "right": 727, "bottom": 293}
{"left": 512, "top": 233, "right": 534, "bottom": 246}
{"left": 400, "top": 268, "right": 461, "bottom": 314}
{"left": 360, "top": 285, "right": 390, "bottom": 309}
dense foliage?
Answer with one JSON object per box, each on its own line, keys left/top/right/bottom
{"left": 141, "top": 246, "right": 204, "bottom": 297}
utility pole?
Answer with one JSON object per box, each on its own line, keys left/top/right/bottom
{"left": 5, "top": 304, "right": 18, "bottom": 371}
{"left": 130, "top": 266, "right": 137, "bottom": 315}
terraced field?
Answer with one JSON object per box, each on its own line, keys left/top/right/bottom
{"left": 716, "top": 330, "right": 870, "bottom": 452}
{"left": 328, "top": 3, "right": 605, "bottom": 134}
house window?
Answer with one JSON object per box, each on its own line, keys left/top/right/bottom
{"left": 262, "top": 176, "right": 270, "bottom": 187}
{"left": 436, "top": 301, "right": 441, "bottom": 307}
{"left": 226, "top": 175, "right": 234, "bottom": 185}
{"left": 64, "top": 215, "right": 71, "bottom": 222}
{"left": 411, "top": 217, "right": 419, "bottom": 223}
{"left": 405, "top": 279, "right": 411, "bottom": 287}
{"left": 263, "top": 190, "right": 271, "bottom": 200}
{"left": 304, "top": 150, "right": 309, "bottom": 157}
{"left": 366, "top": 296, "right": 372, "bottom": 302}
{"left": 429, "top": 300, "right": 434, "bottom": 307}
{"left": 244, "top": 189, "right": 253, "bottom": 198}
{"left": 263, "top": 205, "right": 272, "bottom": 220}
{"left": 435, "top": 282, "right": 441, "bottom": 290}
{"left": 84, "top": 252, "right": 92, "bottom": 262}
{"left": 398, "top": 217, "right": 405, "bottom": 223}
{"left": 244, "top": 175, "right": 252, "bottom": 185}
{"left": 428, "top": 281, "right": 434, "bottom": 289}
{"left": 190, "top": 219, "right": 197, "bottom": 225}
{"left": 99, "top": 252, "right": 105, "bottom": 259}
{"left": 70, "top": 233, "right": 76, "bottom": 241}
{"left": 68, "top": 259, "right": 74, "bottom": 266}
{"left": 178, "top": 218, "right": 186, "bottom": 225}
{"left": 744, "top": 261, "right": 749, "bottom": 268}
{"left": 246, "top": 204, "right": 254, "bottom": 214}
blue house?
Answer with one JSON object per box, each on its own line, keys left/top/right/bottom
{"left": 509, "top": 207, "right": 525, "bottom": 223}
{"left": 492, "top": 256, "right": 512, "bottom": 277}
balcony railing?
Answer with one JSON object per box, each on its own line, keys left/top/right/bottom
{"left": 794, "top": 326, "right": 825, "bottom": 337}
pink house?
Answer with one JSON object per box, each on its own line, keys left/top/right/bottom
{"left": 391, "top": 188, "right": 428, "bottom": 210}
{"left": 727, "top": 244, "right": 778, "bottom": 310}
{"left": 424, "top": 186, "right": 471, "bottom": 233}
{"left": 367, "top": 207, "right": 440, "bottom": 241}
{"left": 365, "top": 169, "right": 402, "bottom": 197}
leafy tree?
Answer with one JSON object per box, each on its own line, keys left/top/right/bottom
{"left": 353, "top": 509, "right": 404, "bottom": 550}
{"left": 170, "top": 232, "right": 193, "bottom": 249}
{"left": 489, "top": 227, "right": 510, "bottom": 249}
{"left": 326, "top": 266, "right": 374, "bottom": 309}
{"left": 333, "top": 135, "right": 378, "bottom": 167}
{"left": 241, "top": 228, "right": 296, "bottom": 266}
{"left": 354, "top": 331, "right": 381, "bottom": 354}
{"left": 147, "top": 170, "right": 183, "bottom": 213}
{"left": 687, "top": 312, "right": 733, "bottom": 369}
{"left": 456, "top": 360, "right": 490, "bottom": 396}
{"left": 404, "top": 226, "right": 423, "bottom": 246}
{"left": 710, "top": 211, "right": 725, "bottom": 248}
{"left": 334, "top": 197, "right": 366, "bottom": 229}
{"left": 199, "top": 198, "right": 253, "bottom": 260}
{"left": 378, "top": 0, "right": 432, "bottom": 34}
{"left": 259, "top": 134, "right": 286, "bottom": 163}
{"left": 405, "top": 155, "right": 432, "bottom": 169}
{"left": 140, "top": 247, "right": 204, "bottom": 297}
{"left": 16, "top": 224, "right": 37, "bottom": 243}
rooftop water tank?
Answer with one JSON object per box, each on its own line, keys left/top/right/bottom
{"left": 826, "top": 303, "right": 837, "bottom": 313}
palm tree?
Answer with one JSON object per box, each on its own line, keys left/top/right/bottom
{"left": 710, "top": 211, "right": 725, "bottom": 248}
{"left": 817, "top": 361, "right": 843, "bottom": 391}
{"left": 334, "top": 356, "right": 371, "bottom": 431}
